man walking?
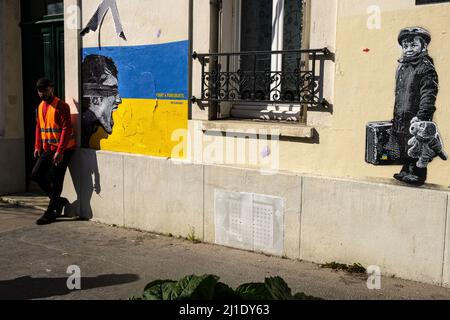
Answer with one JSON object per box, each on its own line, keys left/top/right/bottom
{"left": 32, "top": 78, "right": 76, "bottom": 225}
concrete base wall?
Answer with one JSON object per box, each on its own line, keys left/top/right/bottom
{"left": 66, "top": 149, "right": 450, "bottom": 287}
{"left": 123, "top": 156, "right": 204, "bottom": 238}
{"left": 204, "top": 165, "right": 302, "bottom": 259}
{"left": 64, "top": 149, "right": 204, "bottom": 236}
{"left": 0, "top": 139, "right": 25, "bottom": 194}
{"left": 301, "top": 177, "right": 448, "bottom": 286}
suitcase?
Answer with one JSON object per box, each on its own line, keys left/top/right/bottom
{"left": 365, "top": 121, "right": 401, "bottom": 165}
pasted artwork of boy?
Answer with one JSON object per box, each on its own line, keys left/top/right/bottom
{"left": 392, "top": 27, "right": 441, "bottom": 186}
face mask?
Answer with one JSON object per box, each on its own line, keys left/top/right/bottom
{"left": 41, "top": 94, "right": 53, "bottom": 102}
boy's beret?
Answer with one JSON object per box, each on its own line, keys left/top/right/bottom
{"left": 398, "top": 27, "right": 431, "bottom": 45}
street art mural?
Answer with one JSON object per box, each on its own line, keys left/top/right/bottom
{"left": 82, "top": 55, "right": 122, "bottom": 148}
{"left": 80, "top": 1, "right": 189, "bottom": 158}
{"left": 81, "top": 0, "right": 127, "bottom": 40}
{"left": 366, "top": 27, "right": 447, "bottom": 186}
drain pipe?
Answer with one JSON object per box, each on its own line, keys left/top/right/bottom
{"left": 209, "top": 0, "right": 221, "bottom": 120}
{"left": 188, "top": 0, "right": 193, "bottom": 120}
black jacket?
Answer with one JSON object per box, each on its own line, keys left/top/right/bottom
{"left": 393, "top": 53, "right": 439, "bottom": 135}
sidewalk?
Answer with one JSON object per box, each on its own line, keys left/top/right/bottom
{"left": 0, "top": 193, "right": 49, "bottom": 211}
{"left": 0, "top": 198, "right": 450, "bottom": 300}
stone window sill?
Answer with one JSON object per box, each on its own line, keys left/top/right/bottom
{"left": 199, "top": 119, "right": 315, "bottom": 139}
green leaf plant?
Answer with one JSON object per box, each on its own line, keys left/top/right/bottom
{"left": 130, "top": 274, "right": 322, "bottom": 300}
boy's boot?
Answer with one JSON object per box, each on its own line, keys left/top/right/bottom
{"left": 402, "top": 165, "right": 427, "bottom": 186}
{"left": 394, "top": 161, "right": 414, "bottom": 182}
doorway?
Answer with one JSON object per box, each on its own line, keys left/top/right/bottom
{"left": 21, "top": 0, "right": 65, "bottom": 190}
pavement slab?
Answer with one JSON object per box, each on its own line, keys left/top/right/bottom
{"left": 0, "top": 201, "right": 450, "bottom": 300}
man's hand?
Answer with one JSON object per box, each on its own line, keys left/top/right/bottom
{"left": 34, "top": 149, "right": 41, "bottom": 159}
{"left": 53, "top": 152, "right": 63, "bottom": 166}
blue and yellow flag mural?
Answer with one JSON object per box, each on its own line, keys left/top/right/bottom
{"left": 81, "top": 40, "right": 189, "bottom": 158}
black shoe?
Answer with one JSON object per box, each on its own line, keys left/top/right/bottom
{"left": 402, "top": 174, "right": 425, "bottom": 186}
{"left": 402, "top": 166, "right": 427, "bottom": 186}
{"left": 394, "top": 160, "right": 416, "bottom": 182}
{"left": 55, "top": 198, "right": 69, "bottom": 217}
{"left": 393, "top": 161, "right": 415, "bottom": 182}
{"left": 393, "top": 171, "right": 408, "bottom": 182}
{"left": 36, "top": 210, "right": 57, "bottom": 225}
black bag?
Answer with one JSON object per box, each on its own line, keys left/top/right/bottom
{"left": 365, "top": 121, "right": 401, "bottom": 165}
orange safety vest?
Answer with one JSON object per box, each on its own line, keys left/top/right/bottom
{"left": 38, "top": 97, "right": 76, "bottom": 151}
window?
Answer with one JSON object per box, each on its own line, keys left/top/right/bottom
{"left": 21, "top": 0, "right": 64, "bottom": 22}
{"left": 46, "top": 0, "right": 64, "bottom": 16}
{"left": 193, "top": 0, "right": 330, "bottom": 123}
{"left": 230, "top": 0, "right": 306, "bottom": 121}
{"left": 194, "top": 0, "right": 330, "bottom": 124}
{"left": 239, "top": 0, "right": 304, "bottom": 98}
{"left": 416, "top": 0, "right": 450, "bottom": 4}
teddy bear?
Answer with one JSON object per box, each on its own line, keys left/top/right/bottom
{"left": 407, "top": 120, "right": 448, "bottom": 168}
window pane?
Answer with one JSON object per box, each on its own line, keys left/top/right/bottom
{"left": 240, "top": 0, "right": 273, "bottom": 71}
{"left": 240, "top": 0, "right": 273, "bottom": 52}
{"left": 240, "top": 0, "right": 273, "bottom": 99}
{"left": 46, "top": 0, "right": 63, "bottom": 15}
{"left": 283, "top": 0, "right": 303, "bottom": 51}
{"left": 282, "top": 0, "right": 303, "bottom": 95}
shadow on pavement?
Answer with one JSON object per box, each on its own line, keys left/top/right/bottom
{"left": 0, "top": 273, "right": 139, "bottom": 300}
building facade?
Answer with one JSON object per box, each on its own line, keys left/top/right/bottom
{"left": 1, "top": 0, "right": 450, "bottom": 287}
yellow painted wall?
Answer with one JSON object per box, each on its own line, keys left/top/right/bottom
{"left": 80, "top": 0, "right": 450, "bottom": 186}
{"left": 90, "top": 99, "right": 187, "bottom": 158}
{"left": 327, "top": 0, "right": 450, "bottom": 185}
{"left": 282, "top": 0, "right": 450, "bottom": 186}
{"left": 190, "top": 0, "right": 450, "bottom": 187}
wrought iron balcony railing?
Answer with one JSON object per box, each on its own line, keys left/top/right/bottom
{"left": 192, "top": 48, "right": 331, "bottom": 109}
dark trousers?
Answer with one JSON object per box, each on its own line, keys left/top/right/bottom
{"left": 31, "top": 150, "right": 74, "bottom": 212}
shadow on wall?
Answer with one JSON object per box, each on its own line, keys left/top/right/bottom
{"left": 0, "top": 273, "right": 139, "bottom": 300}
{"left": 64, "top": 149, "right": 100, "bottom": 221}
{"left": 88, "top": 129, "right": 109, "bottom": 150}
